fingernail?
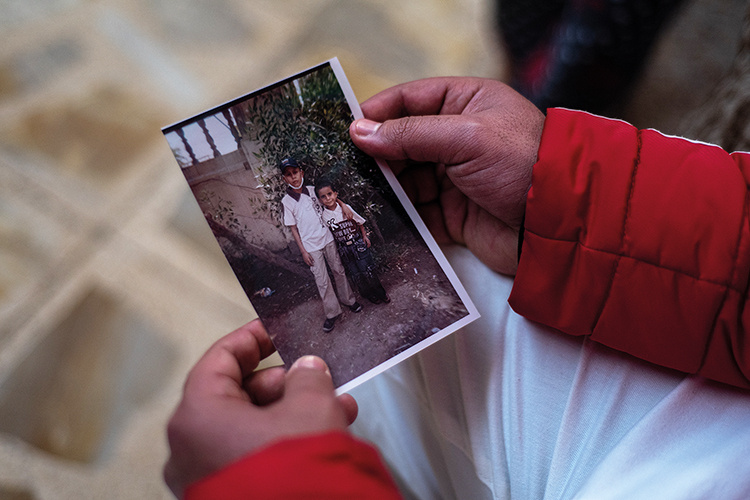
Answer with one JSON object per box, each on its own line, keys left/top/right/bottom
{"left": 291, "top": 355, "right": 330, "bottom": 375}
{"left": 354, "top": 119, "right": 381, "bottom": 137}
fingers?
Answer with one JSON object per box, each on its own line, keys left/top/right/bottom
{"left": 337, "top": 393, "right": 359, "bottom": 425}
{"left": 253, "top": 356, "right": 359, "bottom": 425}
{"left": 217, "top": 319, "right": 276, "bottom": 374}
{"left": 246, "top": 366, "right": 286, "bottom": 406}
{"left": 185, "top": 319, "right": 275, "bottom": 398}
{"left": 164, "top": 333, "right": 357, "bottom": 498}
{"left": 415, "top": 201, "right": 453, "bottom": 245}
{"left": 162, "top": 460, "right": 183, "bottom": 498}
{"left": 396, "top": 162, "right": 441, "bottom": 204}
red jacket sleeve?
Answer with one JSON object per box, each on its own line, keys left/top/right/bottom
{"left": 185, "top": 431, "right": 402, "bottom": 500}
{"left": 509, "top": 108, "right": 750, "bottom": 389}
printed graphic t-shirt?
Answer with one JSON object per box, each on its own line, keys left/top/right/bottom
{"left": 322, "top": 203, "right": 365, "bottom": 244}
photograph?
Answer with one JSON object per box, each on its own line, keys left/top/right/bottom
{"left": 163, "top": 59, "right": 478, "bottom": 392}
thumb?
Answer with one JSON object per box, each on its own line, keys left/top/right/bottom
{"left": 283, "top": 356, "right": 350, "bottom": 430}
{"left": 285, "top": 355, "right": 336, "bottom": 398}
{"left": 287, "top": 357, "right": 359, "bottom": 425}
{"left": 350, "top": 115, "right": 478, "bottom": 165}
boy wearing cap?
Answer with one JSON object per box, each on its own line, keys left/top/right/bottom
{"left": 279, "top": 158, "right": 362, "bottom": 332}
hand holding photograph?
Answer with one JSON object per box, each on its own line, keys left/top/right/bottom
{"left": 163, "top": 58, "right": 479, "bottom": 393}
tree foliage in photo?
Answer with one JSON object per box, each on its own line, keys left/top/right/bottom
{"left": 230, "top": 64, "right": 392, "bottom": 237}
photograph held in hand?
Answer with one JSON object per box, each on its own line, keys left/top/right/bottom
{"left": 163, "top": 58, "right": 478, "bottom": 393}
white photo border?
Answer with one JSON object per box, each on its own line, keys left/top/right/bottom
{"left": 327, "top": 58, "right": 480, "bottom": 394}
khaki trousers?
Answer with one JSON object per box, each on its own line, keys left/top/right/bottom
{"left": 308, "top": 241, "right": 355, "bottom": 319}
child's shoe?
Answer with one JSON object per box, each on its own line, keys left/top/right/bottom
{"left": 323, "top": 315, "right": 338, "bottom": 332}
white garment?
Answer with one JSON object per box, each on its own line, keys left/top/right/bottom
{"left": 282, "top": 186, "right": 333, "bottom": 252}
{"left": 322, "top": 202, "right": 366, "bottom": 226}
{"left": 349, "top": 246, "right": 750, "bottom": 500}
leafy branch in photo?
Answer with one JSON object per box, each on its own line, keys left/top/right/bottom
{"left": 229, "top": 65, "right": 391, "bottom": 239}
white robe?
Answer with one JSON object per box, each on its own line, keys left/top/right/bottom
{"left": 350, "top": 246, "right": 750, "bottom": 500}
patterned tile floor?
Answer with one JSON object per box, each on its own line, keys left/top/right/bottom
{"left": 0, "top": 0, "right": 744, "bottom": 498}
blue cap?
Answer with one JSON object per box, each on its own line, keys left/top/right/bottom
{"left": 279, "top": 158, "right": 300, "bottom": 173}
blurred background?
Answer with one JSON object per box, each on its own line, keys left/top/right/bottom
{"left": 0, "top": 0, "right": 745, "bottom": 498}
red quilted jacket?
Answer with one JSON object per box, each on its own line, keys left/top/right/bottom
{"left": 510, "top": 108, "right": 750, "bottom": 389}
{"left": 185, "top": 432, "right": 401, "bottom": 499}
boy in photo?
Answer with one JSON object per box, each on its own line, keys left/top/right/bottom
{"left": 315, "top": 177, "right": 390, "bottom": 305}
{"left": 280, "top": 158, "right": 362, "bottom": 332}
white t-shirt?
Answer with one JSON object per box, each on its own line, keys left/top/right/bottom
{"left": 281, "top": 186, "right": 333, "bottom": 252}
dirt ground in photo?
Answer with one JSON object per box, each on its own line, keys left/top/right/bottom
{"left": 258, "top": 241, "right": 469, "bottom": 388}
